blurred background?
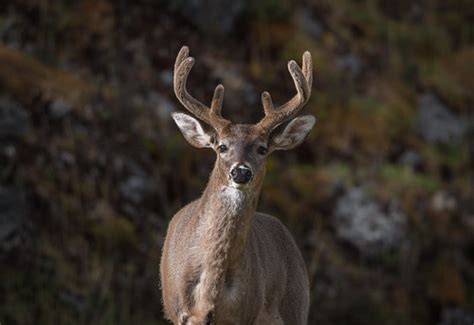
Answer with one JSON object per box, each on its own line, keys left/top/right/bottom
{"left": 0, "top": 0, "right": 473, "bottom": 324}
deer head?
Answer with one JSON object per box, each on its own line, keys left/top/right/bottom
{"left": 171, "top": 46, "right": 315, "bottom": 191}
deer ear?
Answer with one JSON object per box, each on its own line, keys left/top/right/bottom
{"left": 270, "top": 115, "right": 316, "bottom": 151}
{"left": 172, "top": 112, "right": 214, "bottom": 148}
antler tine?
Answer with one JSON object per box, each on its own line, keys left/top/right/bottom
{"left": 257, "top": 51, "right": 313, "bottom": 132}
{"left": 211, "top": 84, "right": 224, "bottom": 116}
{"left": 302, "top": 51, "right": 313, "bottom": 90}
{"left": 261, "top": 91, "right": 274, "bottom": 114}
{"left": 174, "top": 46, "right": 189, "bottom": 74}
{"left": 173, "top": 46, "right": 230, "bottom": 130}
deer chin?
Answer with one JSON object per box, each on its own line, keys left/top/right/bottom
{"left": 227, "top": 180, "right": 256, "bottom": 191}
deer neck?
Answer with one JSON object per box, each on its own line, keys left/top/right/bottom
{"left": 192, "top": 165, "right": 260, "bottom": 314}
{"left": 198, "top": 166, "right": 260, "bottom": 268}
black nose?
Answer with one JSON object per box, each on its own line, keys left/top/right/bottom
{"left": 230, "top": 165, "right": 253, "bottom": 184}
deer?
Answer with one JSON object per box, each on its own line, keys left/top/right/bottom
{"left": 160, "top": 46, "right": 315, "bottom": 325}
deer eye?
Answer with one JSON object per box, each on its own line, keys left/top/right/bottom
{"left": 257, "top": 146, "right": 268, "bottom": 155}
{"left": 217, "top": 144, "right": 228, "bottom": 153}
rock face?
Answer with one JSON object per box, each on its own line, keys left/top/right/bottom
{"left": 416, "top": 93, "right": 468, "bottom": 145}
{"left": 0, "top": 98, "right": 30, "bottom": 138}
{"left": 334, "top": 188, "right": 406, "bottom": 256}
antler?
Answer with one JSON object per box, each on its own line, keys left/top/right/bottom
{"left": 256, "top": 51, "right": 313, "bottom": 133}
{"left": 173, "top": 46, "right": 230, "bottom": 131}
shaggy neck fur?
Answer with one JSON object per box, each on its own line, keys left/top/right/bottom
{"left": 190, "top": 165, "right": 261, "bottom": 321}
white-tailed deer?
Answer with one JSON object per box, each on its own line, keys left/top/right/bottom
{"left": 160, "top": 46, "right": 315, "bottom": 325}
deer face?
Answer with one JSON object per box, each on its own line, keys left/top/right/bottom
{"left": 171, "top": 46, "right": 315, "bottom": 190}
{"left": 214, "top": 124, "right": 265, "bottom": 188}
{"left": 172, "top": 114, "right": 316, "bottom": 190}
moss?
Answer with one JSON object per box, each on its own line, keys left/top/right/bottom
{"left": 324, "top": 162, "right": 352, "bottom": 182}
{"left": 317, "top": 95, "right": 399, "bottom": 157}
{"left": 379, "top": 164, "right": 441, "bottom": 192}
{"left": 143, "top": 137, "right": 159, "bottom": 155}
{"left": 281, "top": 31, "right": 319, "bottom": 60}
{"left": 428, "top": 254, "right": 467, "bottom": 305}
{"left": 245, "top": 0, "right": 291, "bottom": 22}
{"left": 0, "top": 46, "right": 93, "bottom": 107}
{"left": 420, "top": 47, "right": 474, "bottom": 112}
{"left": 91, "top": 216, "right": 138, "bottom": 248}
{"left": 421, "top": 142, "right": 469, "bottom": 170}
{"left": 372, "top": 79, "right": 417, "bottom": 138}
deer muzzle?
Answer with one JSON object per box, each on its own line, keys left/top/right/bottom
{"left": 230, "top": 165, "right": 253, "bottom": 184}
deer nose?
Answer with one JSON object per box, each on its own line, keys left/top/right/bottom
{"left": 230, "top": 165, "right": 253, "bottom": 184}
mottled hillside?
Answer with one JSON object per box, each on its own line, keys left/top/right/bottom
{"left": 0, "top": 0, "right": 473, "bottom": 324}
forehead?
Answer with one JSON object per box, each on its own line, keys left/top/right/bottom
{"left": 219, "top": 124, "right": 264, "bottom": 143}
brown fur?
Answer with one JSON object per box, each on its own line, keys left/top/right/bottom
{"left": 161, "top": 47, "right": 314, "bottom": 324}
{"left": 160, "top": 126, "right": 310, "bottom": 325}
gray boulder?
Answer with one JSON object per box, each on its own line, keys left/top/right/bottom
{"left": 48, "top": 98, "right": 72, "bottom": 119}
{"left": 334, "top": 188, "right": 406, "bottom": 256}
{"left": 399, "top": 150, "right": 423, "bottom": 170}
{"left": 416, "top": 93, "right": 468, "bottom": 145}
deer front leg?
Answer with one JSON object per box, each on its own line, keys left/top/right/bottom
{"left": 179, "top": 313, "right": 189, "bottom": 325}
{"left": 180, "top": 311, "right": 214, "bottom": 325}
